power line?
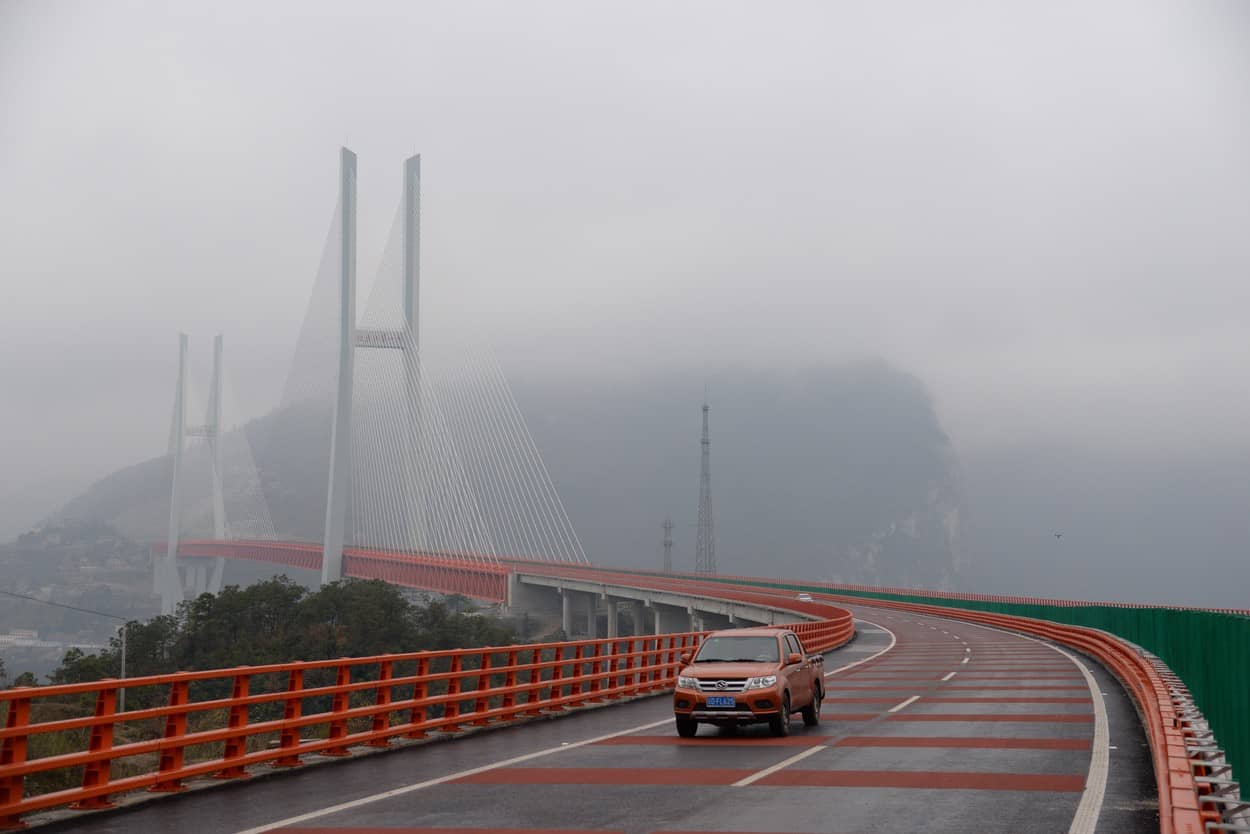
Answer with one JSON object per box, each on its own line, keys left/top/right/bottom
{"left": 0, "top": 588, "right": 128, "bottom": 622}
{"left": 0, "top": 587, "right": 131, "bottom": 708}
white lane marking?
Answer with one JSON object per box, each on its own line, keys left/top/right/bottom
{"left": 825, "top": 617, "right": 897, "bottom": 678}
{"left": 732, "top": 744, "right": 827, "bottom": 787}
{"left": 941, "top": 618, "right": 1110, "bottom": 834}
{"left": 233, "top": 716, "right": 673, "bottom": 834}
{"left": 941, "top": 672, "right": 956, "bottom": 681}
{"left": 960, "top": 657, "right": 969, "bottom": 665}
{"left": 965, "top": 647, "right": 972, "bottom": 654}
{"left": 888, "top": 695, "right": 921, "bottom": 713}
{"left": 1058, "top": 646, "right": 1110, "bottom": 834}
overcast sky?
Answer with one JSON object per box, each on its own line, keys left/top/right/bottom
{"left": 3, "top": 0, "right": 1249, "bottom": 539}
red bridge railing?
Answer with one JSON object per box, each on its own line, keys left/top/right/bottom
{"left": 0, "top": 610, "right": 853, "bottom": 830}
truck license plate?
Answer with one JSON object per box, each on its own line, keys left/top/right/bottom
{"left": 706, "top": 696, "right": 736, "bottom": 708}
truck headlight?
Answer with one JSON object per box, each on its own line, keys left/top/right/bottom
{"left": 677, "top": 675, "right": 699, "bottom": 689}
{"left": 744, "top": 675, "right": 777, "bottom": 690}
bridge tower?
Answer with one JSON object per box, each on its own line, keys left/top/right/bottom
{"left": 160, "top": 333, "right": 227, "bottom": 614}
{"left": 695, "top": 401, "right": 716, "bottom": 575}
{"left": 321, "top": 150, "right": 422, "bottom": 585}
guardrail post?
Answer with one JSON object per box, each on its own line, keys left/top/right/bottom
{"left": 547, "top": 645, "right": 566, "bottom": 710}
{"left": 522, "top": 649, "right": 543, "bottom": 716}
{"left": 404, "top": 657, "right": 430, "bottom": 739}
{"left": 273, "top": 668, "right": 305, "bottom": 767}
{"left": 622, "top": 638, "right": 638, "bottom": 696}
{"left": 150, "top": 679, "right": 190, "bottom": 792}
{"left": 71, "top": 686, "right": 119, "bottom": 809}
{"left": 472, "top": 651, "right": 493, "bottom": 726}
{"left": 443, "top": 654, "right": 463, "bottom": 732}
{"left": 366, "top": 660, "right": 394, "bottom": 748}
{"left": 607, "top": 640, "right": 622, "bottom": 697}
{"left": 215, "top": 672, "right": 251, "bottom": 778}
{"left": 500, "top": 650, "right": 519, "bottom": 719}
{"left": 0, "top": 693, "right": 31, "bottom": 830}
{"left": 568, "top": 644, "right": 586, "bottom": 707}
{"left": 324, "top": 663, "right": 353, "bottom": 756}
{"left": 587, "top": 642, "right": 604, "bottom": 701}
{"left": 644, "top": 637, "right": 662, "bottom": 691}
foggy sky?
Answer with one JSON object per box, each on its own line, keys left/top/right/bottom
{"left": 3, "top": 1, "right": 1250, "bottom": 585}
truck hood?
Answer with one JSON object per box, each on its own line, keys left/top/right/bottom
{"left": 681, "top": 662, "right": 779, "bottom": 679}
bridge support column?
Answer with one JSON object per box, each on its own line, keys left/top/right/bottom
{"left": 506, "top": 575, "right": 561, "bottom": 621}
{"left": 561, "top": 590, "right": 572, "bottom": 636}
{"left": 321, "top": 147, "right": 357, "bottom": 586}
{"left": 605, "top": 597, "right": 620, "bottom": 638}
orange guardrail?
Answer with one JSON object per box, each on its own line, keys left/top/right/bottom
{"left": 812, "top": 591, "right": 1213, "bottom": 834}
{"left": 0, "top": 608, "right": 853, "bottom": 830}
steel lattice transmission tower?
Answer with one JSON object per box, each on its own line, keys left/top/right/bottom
{"left": 695, "top": 401, "right": 716, "bottom": 575}
{"left": 662, "top": 518, "right": 674, "bottom": 573}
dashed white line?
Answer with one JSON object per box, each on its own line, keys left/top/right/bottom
{"left": 825, "top": 617, "right": 897, "bottom": 678}
{"left": 938, "top": 618, "right": 1111, "bottom": 834}
{"left": 232, "top": 716, "right": 674, "bottom": 833}
{"left": 888, "top": 695, "right": 921, "bottom": 713}
{"left": 961, "top": 657, "right": 969, "bottom": 664}
{"left": 732, "top": 744, "right": 828, "bottom": 786}
{"left": 941, "top": 671, "right": 957, "bottom": 681}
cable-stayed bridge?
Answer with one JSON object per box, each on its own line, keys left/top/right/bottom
{"left": 2, "top": 150, "right": 1247, "bottom": 834}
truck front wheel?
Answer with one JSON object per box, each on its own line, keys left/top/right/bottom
{"left": 769, "top": 693, "right": 792, "bottom": 737}
{"left": 675, "top": 717, "right": 698, "bottom": 738}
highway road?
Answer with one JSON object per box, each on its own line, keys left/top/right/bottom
{"left": 43, "top": 602, "right": 1158, "bottom": 834}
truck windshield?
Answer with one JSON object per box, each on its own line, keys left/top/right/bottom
{"left": 694, "top": 635, "right": 779, "bottom": 663}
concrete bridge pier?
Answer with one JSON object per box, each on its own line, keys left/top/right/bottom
{"left": 654, "top": 603, "right": 693, "bottom": 634}
{"left": 555, "top": 587, "right": 596, "bottom": 638}
{"left": 506, "top": 573, "right": 564, "bottom": 627}
{"left": 605, "top": 596, "right": 619, "bottom": 638}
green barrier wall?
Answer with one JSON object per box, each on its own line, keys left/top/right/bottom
{"left": 707, "top": 575, "right": 1250, "bottom": 786}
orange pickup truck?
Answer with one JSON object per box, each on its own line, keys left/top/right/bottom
{"left": 672, "top": 626, "right": 824, "bottom": 737}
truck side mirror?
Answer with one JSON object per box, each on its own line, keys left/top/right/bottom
{"left": 680, "top": 652, "right": 692, "bottom": 665}
{"left": 787, "top": 652, "right": 802, "bottom": 665}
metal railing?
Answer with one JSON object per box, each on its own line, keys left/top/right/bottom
{"left": 0, "top": 610, "right": 854, "bottom": 829}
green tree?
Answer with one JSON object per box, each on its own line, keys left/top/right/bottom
{"left": 48, "top": 648, "right": 112, "bottom": 685}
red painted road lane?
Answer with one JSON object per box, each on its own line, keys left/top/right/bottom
{"left": 446, "top": 766, "right": 1087, "bottom": 792}
{"left": 452, "top": 767, "right": 754, "bottom": 786}
{"left": 280, "top": 831, "right": 624, "bottom": 834}
{"left": 596, "top": 734, "right": 1093, "bottom": 750}
{"left": 754, "top": 769, "right": 1087, "bottom": 791}
{"left": 885, "top": 713, "right": 1093, "bottom": 723}
{"left": 824, "top": 696, "right": 1091, "bottom": 703}
{"left": 839, "top": 736, "right": 1092, "bottom": 750}
{"left": 825, "top": 684, "right": 1089, "bottom": 690}
{"left": 596, "top": 735, "right": 825, "bottom": 747}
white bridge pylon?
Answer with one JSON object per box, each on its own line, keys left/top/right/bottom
{"left": 321, "top": 148, "right": 589, "bottom": 580}
{"left": 161, "top": 149, "right": 588, "bottom": 609}
{"left": 159, "top": 333, "right": 228, "bottom": 614}
{"left": 321, "top": 149, "right": 422, "bottom": 585}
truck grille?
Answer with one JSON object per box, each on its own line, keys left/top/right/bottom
{"left": 695, "top": 678, "right": 748, "bottom": 693}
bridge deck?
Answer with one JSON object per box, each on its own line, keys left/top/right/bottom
{"left": 40, "top": 604, "right": 1157, "bottom": 834}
